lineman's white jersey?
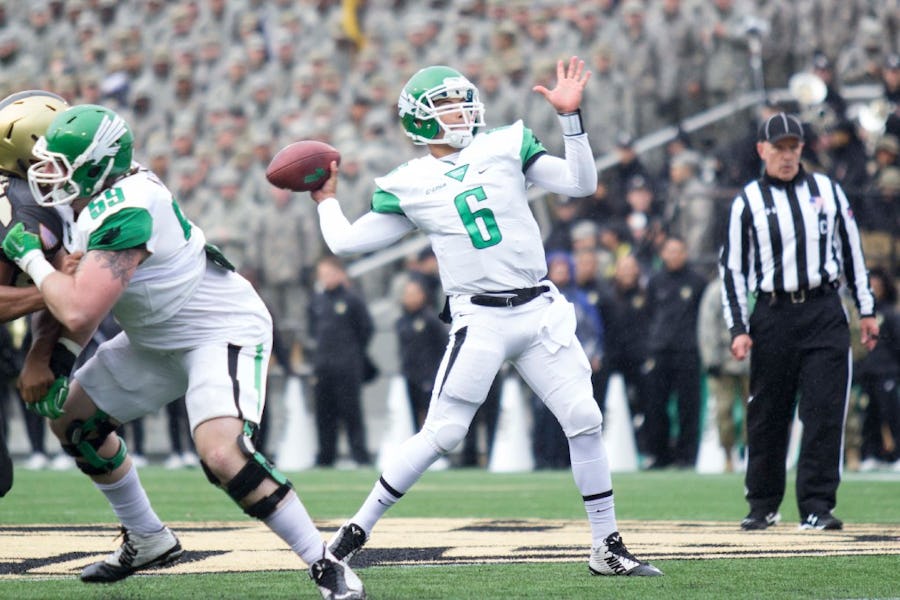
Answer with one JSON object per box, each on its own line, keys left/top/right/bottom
{"left": 369, "top": 121, "right": 557, "bottom": 294}
{"left": 55, "top": 167, "right": 271, "bottom": 350}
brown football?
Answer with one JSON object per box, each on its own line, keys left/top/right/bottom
{"left": 265, "top": 140, "right": 341, "bottom": 192}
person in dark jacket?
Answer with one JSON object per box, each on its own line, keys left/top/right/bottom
{"left": 856, "top": 267, "right": 900, "bottom": 469}
{"left": 642, "top": 236, "right": 708, "bottom": 469}
{"left": 308, "top": 255, "right": 374, "bottom": 467}
{"left": 395, "top": 275, "right": 448, "bottom": 431}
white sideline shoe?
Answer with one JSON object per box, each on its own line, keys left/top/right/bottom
{"left": 81, "top": 526, "right": 183, "bottom": 583}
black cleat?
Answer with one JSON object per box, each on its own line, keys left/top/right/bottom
{"left": 800, "top": 512, "right": 843, "bottom": 530}
{"left": 740, "top": 511, "right": 781, "bottom": 531}
{"left": 308, "top": 556, "right": 366, "bottom": 599}
{"left": 327, "top": 522, "right": 368, "bottom": 563}
{"left": 589, "top": 532, "right": 664, "bottom": 576}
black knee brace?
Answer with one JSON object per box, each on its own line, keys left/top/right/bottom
{"left": 203, "top": 422, "right": 293, "bottom": 520}
{"left": 62, "top": 410, "right": 127, "bottom": 476}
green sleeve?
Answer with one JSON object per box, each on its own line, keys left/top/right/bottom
{"left": 520, "top": 126, "right": 546, "bottom": 171}
{"left": 87, "top": 207, "right": 152, "bottom": 251}
{"left": 371, "top": 188, "right": 405, "bottom": 215}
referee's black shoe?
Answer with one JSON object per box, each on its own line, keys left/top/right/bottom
{"left": 740, "top": 511, "right": 781, "bottom": 531}
{"left": 800, "top": 512, "right": 843, "bottom": 530}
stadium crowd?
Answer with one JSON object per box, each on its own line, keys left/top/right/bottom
{"left": 1, "top": 0, "right": 899, "bottom": 472}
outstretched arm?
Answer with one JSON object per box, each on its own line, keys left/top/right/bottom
{"left": 532, "top": 56, "right": 591, "bottom": 114}
{"left": 526, "top": 56, "right": 597, "bottom": 197}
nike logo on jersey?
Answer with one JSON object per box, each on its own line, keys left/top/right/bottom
{"left": 477, "top": 165, "right": 491, "bottom": 174}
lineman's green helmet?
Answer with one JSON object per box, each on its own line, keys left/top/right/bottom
{"left": 28, "top": 104, "right": 133, "bottom": 206}
{"left": 398, "top": 66, "right": 485, "bottom": 148}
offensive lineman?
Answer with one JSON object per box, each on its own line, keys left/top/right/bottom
{"left": 312, "top": 57, "right": 663, "bottom": 577}
{"left": 2, "top": 105, "right": 365, "bottom": 599}
{"left": 0, "top": 90, "right": 84, "bottom": 497}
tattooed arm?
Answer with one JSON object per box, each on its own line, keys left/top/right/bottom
{"left": 36, "top": 247, "right": 148, "bottom": 340}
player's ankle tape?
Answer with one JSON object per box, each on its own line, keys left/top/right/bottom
{"left": 557, "top": 110, "right": 585, "bottom": 136}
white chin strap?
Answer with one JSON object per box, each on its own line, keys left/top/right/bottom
{"left": 443, "top": 130, "right": 473, "bottom": 148}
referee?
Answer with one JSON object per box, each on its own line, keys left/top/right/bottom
{"left": 719, "top": 112, "right": 879, "bottom": 531}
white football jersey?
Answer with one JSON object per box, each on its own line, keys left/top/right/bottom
{"left": 372, "top": 121, "right": 548, "bottom": 295}
{"left": 55, "top": 167, "right": 271, "bottom": 350}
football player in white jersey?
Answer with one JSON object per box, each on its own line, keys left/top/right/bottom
{"left": 2, "top": 105, "right": 365, "bottom": 599}
{"left": 314, "top": 57, "right": 663, "bottom": 577}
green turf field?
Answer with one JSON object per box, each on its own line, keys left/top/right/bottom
{"left": 1, "top": 467, "right": 898, "bottom": 599}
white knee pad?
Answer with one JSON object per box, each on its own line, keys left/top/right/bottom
{"left": 427, "top": 423, "right": 469, "bottom": 454}
{"left": 560, "top": 397, "right": 603, "bottom": 438}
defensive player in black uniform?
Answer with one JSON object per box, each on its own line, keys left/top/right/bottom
{"left": 0, "top": 90, "right": 81, "bottom": 496}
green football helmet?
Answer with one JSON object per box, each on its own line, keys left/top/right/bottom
{"left": 0, "top": 90, "right": 69, "bottom": 179}
{"left": 398, "top": 65, "right": 485, "bottom": 148}
{"left": 28, "top": 104, "right": 134, "bottom": 206}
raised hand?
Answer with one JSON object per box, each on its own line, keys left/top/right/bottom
{"left": 532, "top": 56, "right": 592, "bottom": 114}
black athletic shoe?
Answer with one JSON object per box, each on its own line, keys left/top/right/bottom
{"left": 740, "top": 511, "right": 781, "bottom": 531}
{"left": 800, "top": 512, "right": 843, "bottom": 530}
{"left": 589, "top": 532, "right": 664, "bottom": 576}
{"left": 327, "top": 522, "right": 368, "bottom": 563}
{"left": 308, "top": 557, "right": 366, "bottom": 599}
{"left": 81, "top": 526, "right": 183, "bottom": 583}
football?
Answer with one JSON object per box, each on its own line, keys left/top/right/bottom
{"left": 265, "top": 140, "right": 341, "bottom": 192}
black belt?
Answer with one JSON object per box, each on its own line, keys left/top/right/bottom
{"left": 757, "top": 281, "right": 838, "bottom": 305}
{"left": 470, "top": 285, "right": 549, "bottom": 308}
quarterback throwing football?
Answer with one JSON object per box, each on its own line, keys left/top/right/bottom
{"left": 313, "top": 56, "right": 662, "bottom": 578}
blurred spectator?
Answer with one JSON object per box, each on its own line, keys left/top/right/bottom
{"left": 698, "top": 276, "right": 749, "bottom": 472}
{"left": 308, "top": 256, "right": 374, "bottom": 467}
{"left": 642, "top": 236, "right": 707, "bottom": 469}
{"left": 822, "top": 119, "right": 870, "bottom": 210}
{"left": 585, "top": 41, "right": 635, "bottom": 155}
{"left": 646, "top": 0, "right": 704, "bottom": 124}
{"left": 810, "top": 51, "right": 848, "bottom": 120}
{"left": 245, "top": 184, "right": 321, "bottom": 355}
{"left": 196, "top": 168, "right": 255, "bottom": 272}
{"left": 395, "top": 276, "right": 448, "bottom": 432}
{"left": 543, "top": 197, "right": 580, "bottom": 254}
{"left": 532, "top": 252, "right": 603, "bottom": 469}
{"left": 855, "top": 267, "right": 900, "bottom": 471}
{"left": 663, "top": 150, "right": 718, "bottom": 274}
{"left": 595, "top": 254, "right": 651, "bottom": 454}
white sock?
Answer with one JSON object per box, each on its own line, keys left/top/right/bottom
{"left": 352, "top": 432, "right": 440, "bottom": 533}
{"left": 568, "top": 430, "right": 618, "bottom": 546}
{"left": 264, "top": 492, "right": 327, "bottom": 566}
{"left": 94, "top": 464, "right": 165, "bottom": 535}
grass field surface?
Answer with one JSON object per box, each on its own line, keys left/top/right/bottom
{"left": 1, "top": 467, "right": 898, "bottom": 599}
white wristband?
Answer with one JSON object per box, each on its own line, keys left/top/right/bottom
{"left": 557, "top": 110, "right": 585, "bottom": 136}
{"left": 19, "top": 251, "right": 55, "bottom": 289}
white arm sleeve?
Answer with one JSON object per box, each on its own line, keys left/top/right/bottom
{"left": 316, "top": 197, "right": 416, "bottom": 255}
{"left": 524, "top": 133, "right": 598, "bottom": 198}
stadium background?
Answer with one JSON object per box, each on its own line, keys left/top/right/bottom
{"left": 2, "top": 1, "right": 900, "bottom": 467}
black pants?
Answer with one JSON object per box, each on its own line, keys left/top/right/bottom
{"left": 0, "top": 389, "right": 12, "bottom": 496}
{"left": 859, "top": 374, "right": 900, "bottom": 462}
{"left": 643, "top": 350, "right": 701, "bottom": 467}
{"left": 746, "top": 290, "right": 849, "bottom": 518}
{"left": 314, "top": 367, "right": 369, "bottom": 466}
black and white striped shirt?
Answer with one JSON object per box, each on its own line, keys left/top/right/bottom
{"left": 719, "top": 167, "right": 874, "bottom": 337}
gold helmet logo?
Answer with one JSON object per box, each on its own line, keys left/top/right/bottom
{"left": 0, "top": 90, "right": 68, "bottom": 179}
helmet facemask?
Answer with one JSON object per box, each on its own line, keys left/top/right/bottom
{"left": 399, "top": 70, "right": 485, "bottom": 149}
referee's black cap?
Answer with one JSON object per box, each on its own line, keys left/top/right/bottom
{"left": 758, "top": 112, "right": 805, "bottom": 144}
